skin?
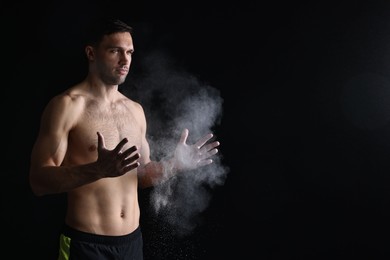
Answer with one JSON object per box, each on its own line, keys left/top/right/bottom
{"left": 29, "top": 31, "right": 220, "bottom": 236}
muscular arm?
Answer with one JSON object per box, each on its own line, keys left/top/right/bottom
{"left": 30, "top": 94, "right": 140, "bottom": 196}
{"left": 29, "top": 94, "right": 102, "bottom": 196}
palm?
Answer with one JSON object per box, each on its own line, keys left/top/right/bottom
{"left": 173, "top": 129, "right": 219, "bottom": 172}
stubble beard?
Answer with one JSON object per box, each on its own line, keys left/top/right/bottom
{"left": 101, "top": 73, "right": 127, "bottom": 86}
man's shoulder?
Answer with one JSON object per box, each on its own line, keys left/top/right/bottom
{"left": 45, "top": 88, "right": 88, "bottom": 115}
{"left": 51, "top": 90, "right": 85, "bottom": 105}
{"left": 119, "top": 93, "right": 143, "bottom": 109}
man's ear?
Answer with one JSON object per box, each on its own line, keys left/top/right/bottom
{"left": 85, "top": 46, "right": 95, "bottom": 61}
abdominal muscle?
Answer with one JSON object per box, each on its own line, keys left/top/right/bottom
{"left": 64, "top": 170, "right": 140, "bottom": 236}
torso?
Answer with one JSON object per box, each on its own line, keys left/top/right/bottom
{"left": 62, "top": 88, "right": 143, "bottom": 235}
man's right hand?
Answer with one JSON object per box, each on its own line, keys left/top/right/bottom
{"left": 96, "top": 132, "right": 140, "bottom": 177}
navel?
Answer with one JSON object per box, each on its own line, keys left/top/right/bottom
{"left": 120, "top": 210, "right": 125, "bottom": 218}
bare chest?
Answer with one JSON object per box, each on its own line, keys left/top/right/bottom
{"left": 68, "top": 103, "right": 142, "bottom": 159}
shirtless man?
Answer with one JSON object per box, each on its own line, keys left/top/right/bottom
{"left": 29, "top": 18, "right": 220, "bottom": 260}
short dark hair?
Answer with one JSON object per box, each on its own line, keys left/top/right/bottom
{"left": 84, "top": 17, "right": 133, "bottom": 46}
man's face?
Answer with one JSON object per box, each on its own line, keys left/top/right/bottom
{"left": 95, "top": 32, "right": 134, "bottom": 86}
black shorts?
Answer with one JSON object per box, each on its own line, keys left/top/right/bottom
{"left": 58, "top": 224, "right": 143, "bottom": 260}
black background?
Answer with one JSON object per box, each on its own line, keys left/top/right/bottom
{"left": 4, "top": 1, "right": 390, "bottom": 259}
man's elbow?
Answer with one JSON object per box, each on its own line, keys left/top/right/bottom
{"left": 29, "top": 179, "right": 44, "bottom": 196}
{"left": 29, "top": 171, "right": 46, "bottom": 197}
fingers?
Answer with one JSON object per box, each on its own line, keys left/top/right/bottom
{"left": 198, "top": 139, "right": 219, "bottom": 163}
{"left": 195, "top": 133, "right": 214, "bottom": 149}
{"left": 182, "top": 129, "right": 216, "bottom": 149}
{"left": 179, "top": 128, "right": 189, "bottom": 144}
{"left": 96, "top": 132, "right": 104, "bottom": 150}
{"left": 114, "top": 138, "right": 129, "bottom": 154}
{"left": 119, "top": 145, "right": 138, "bottom": 159}
{"left": 207, "top": 147, "right": 219, "bottom": 157}
{"left": 198, "top": 147, "right": 218, "bottom": 162}
{"left": 203, "top": 141, "right": 220, "bottom": 152}
{"left": 97, "top": 132, "right": 129, "bottom": 154}
{"left": 122, "top": 161, "right": 140, "bottom": 173}
{"left": 197, "top": 159, "right": 213, "bottom": 167}
{"left": 117, "top": 145, "right": 140, "bottom": 173}
{"left": 120, "top": 151, "right": 140, "bottom": 172}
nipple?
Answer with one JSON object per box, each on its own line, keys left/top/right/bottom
{"left": 88, "top": 145, "right": 97, "bottom": 152}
